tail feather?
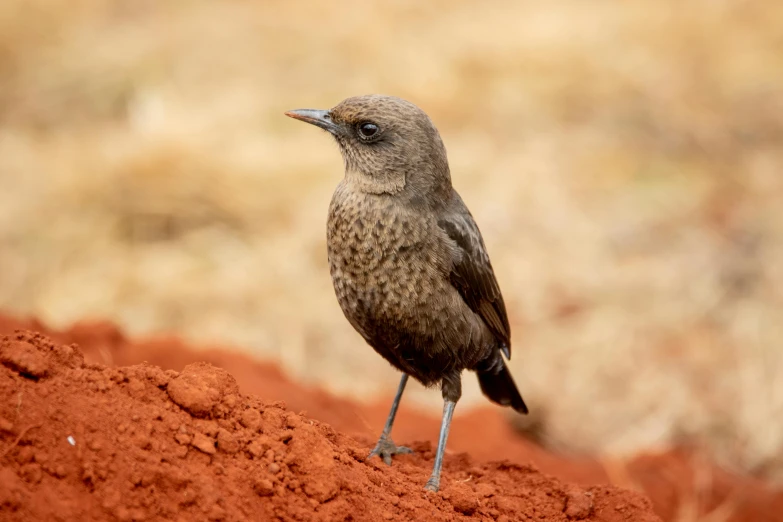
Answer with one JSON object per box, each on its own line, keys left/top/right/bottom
{"left": 477, "top": 360, "right": 528, "bottom": 414}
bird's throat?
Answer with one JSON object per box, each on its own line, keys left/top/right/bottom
{"left": 344, "top": 168, "right": 406, "bottom": 196}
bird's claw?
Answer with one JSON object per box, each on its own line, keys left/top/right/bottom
{"left": 424, "top": 477, "right": 440, "bottom": 492}
{"left": 368, "top": 436, "right": 413, "bottom": 466}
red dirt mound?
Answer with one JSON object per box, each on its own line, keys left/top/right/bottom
{"left": 0, "top": 329, "right": 660, "bottom": 521}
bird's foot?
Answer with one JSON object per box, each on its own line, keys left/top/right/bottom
{"left": 424, "top": 476, "right": 440, "bottom": 492}
{"left": 368, "top": 436, "right": 413, "bottom": 466}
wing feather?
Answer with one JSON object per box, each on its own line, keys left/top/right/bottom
{"left": 438, "top": 198, "right": 511, "bottom": 356}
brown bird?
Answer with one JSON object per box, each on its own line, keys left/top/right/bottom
{"left": 285, "top": 95, "right": 527, "bottom": 492}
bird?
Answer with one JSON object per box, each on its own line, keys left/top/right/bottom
{"left": 285, "top": 95, "right": 527, "bottom": 492}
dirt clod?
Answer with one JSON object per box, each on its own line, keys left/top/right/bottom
{"left": 191, "top": 432, "right": 216, "bottom": 455}
{"left": 166, "top": 362, "right": 238, "bottom": 418}
{"left": 216, "top": 428, "right": 239, "bottom": 454}
{"left": 564, "top": 485, "right": 594, "bottom": 519}
{"left": 0, "top": 340, "right": 49, "bottom": 378}
{"left": 239, "top": 408, "right": 262, "bottom": 430}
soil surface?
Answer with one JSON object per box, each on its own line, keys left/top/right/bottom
{"left": 0, "top": 325, "right": 657, "bottom": 522}
{"left": 1, "top": 315, "right": 781, "bottom": 521}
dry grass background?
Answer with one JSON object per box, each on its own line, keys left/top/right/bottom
{"left": 1, "top": 0, "right": 783, "bottom": 483}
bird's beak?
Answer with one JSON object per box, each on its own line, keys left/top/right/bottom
{"left": 285, "top": 109, "right": 342, "bottom": 136}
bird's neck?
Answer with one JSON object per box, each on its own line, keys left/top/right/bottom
{"left": 343, "top": 167, "right": 406, "bottom": 195}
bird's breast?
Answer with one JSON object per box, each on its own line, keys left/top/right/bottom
{"left": 326, "top": 188, "right": 449, "bottom": 324}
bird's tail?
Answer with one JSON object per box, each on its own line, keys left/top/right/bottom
{"left": 477, "top": 358, "right": 528, "bottom": 414}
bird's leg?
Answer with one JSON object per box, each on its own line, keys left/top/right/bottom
{"left": 368, "top": 373, "right": 413, "bottom": 465}
{"left": 424, "top": 371, "right": 461, "bottom": 492}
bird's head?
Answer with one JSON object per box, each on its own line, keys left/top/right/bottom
{"left": 286, "top": 95, "right": 452, "bottom": 203}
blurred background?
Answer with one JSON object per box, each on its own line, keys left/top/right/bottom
{"left": 1, "top": 0, "right": 782, "bottom": 484}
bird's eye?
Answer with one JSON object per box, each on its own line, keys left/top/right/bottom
{"left": 358, "top": 122, "right": 379, "bottom": 139}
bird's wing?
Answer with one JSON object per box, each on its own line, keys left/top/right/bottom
{"left": 438, "top": 195, "right": 511, "bottom": 356}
